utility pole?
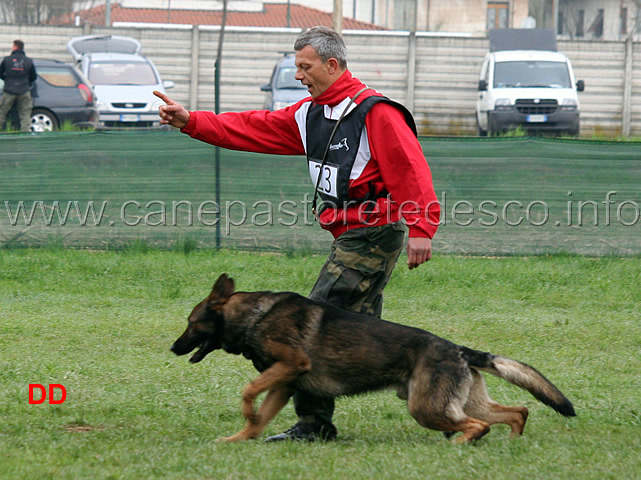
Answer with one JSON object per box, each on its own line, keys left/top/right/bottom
{"left": 214, "top": 0, "right": 228, "bottom": 249}
{"left": 105, "top": 0, "right": 111, "bottom": 26}
{"left": 287, "top": 0, "right": 291, "bottom": 28}
{"left": 333, "top": 0, "right": 343, "bottom": 34}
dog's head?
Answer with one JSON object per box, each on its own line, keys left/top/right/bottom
{"left": 171, "top": 273, "right": 235, "bottom": 363}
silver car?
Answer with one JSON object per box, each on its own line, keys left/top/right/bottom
{"left": 67, "top": 34, "right": 174, "bottom": 128}
{"left": 261, "top": 53, "right": 309, "bottom": 111}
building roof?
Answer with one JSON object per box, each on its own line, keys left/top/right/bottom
{"left": 50, "top": 2, "right": 386, "bottom": 30}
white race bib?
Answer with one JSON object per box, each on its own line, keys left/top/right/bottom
{"left": 308, "top": 160, "right": 339, "bottom": 199}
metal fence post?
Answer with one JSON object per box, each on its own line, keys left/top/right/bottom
{"left": 622, "top": 36, "right": 633, "bottom": 137}
{"left": 406, "top": 31, "right": 416, "bottom": 114}
{"left": 189, "top": 25, "right": 199, "bottom": 111}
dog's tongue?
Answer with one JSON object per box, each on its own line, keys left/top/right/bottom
{"left": 189, "top": 341, "right": 210, "bottom": 363}
{"left": 189, "top": 350, "right": 204, "bottom": 363}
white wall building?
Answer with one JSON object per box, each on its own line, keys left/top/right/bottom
{"left": 71, "top": 0, "right": 641, "bottom": 39}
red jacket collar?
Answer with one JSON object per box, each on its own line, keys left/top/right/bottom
{"left": 313, "top": 70, "right": 368, "bottom": 107}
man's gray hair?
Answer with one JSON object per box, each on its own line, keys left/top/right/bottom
{"left": 294, "top": 26, "right": 347, "bottom": 69}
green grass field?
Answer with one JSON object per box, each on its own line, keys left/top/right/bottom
{"left": 1, "top": 248, "right": 639, "bottom": 479}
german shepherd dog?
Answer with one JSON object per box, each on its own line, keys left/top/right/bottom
{"left": 171, "top": 274, "right": 576, "bottom": 443}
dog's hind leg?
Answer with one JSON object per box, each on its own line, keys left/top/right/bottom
{"left": 463, "top": 370, "right": 529, "bottom": 438}
{"left": 406, "top": 364, "right": 490, "bottom": 444}
{"left": 486, "top": 403, "right": 529, "bottom": 438}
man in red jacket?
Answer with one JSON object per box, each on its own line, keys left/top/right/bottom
{"left": 155, "top": 26, "right": 440, "bottom": 442}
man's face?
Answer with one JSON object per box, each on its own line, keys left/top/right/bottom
{"left": 295, "top": 45, "right": 336, "bottom": 98}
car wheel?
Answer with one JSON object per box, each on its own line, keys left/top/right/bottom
{"left": 487, "top": 114, "right": 496, "bottom": 136}
{"left": 567, "top": 121, "right": 580, "bottom": 137}
{"left": 31, "top": 109, "right": 59, "bottom": 132}
{"left": 476, "top": 114, "right": 487, "bottom": 136}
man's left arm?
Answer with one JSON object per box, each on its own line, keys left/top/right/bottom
{"left": 366, "top": 102, "right": 440, "bottom": 268}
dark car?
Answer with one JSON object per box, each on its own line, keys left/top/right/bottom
{"left": 260, "top": 52, "right": 309, "bottom": 111}
{"left": 1, "top": 59, "right": 99, "bottom": 132}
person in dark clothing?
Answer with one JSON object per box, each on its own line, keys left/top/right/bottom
{"left": 0, "top": 40, "right": 37, "bottom": 132}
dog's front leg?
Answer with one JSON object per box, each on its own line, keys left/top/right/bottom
{"left": 220, "top": 386, "right": 293, "bottom": 442}
{"left": 219, "top": 356, "right": 309, "bottom": 442}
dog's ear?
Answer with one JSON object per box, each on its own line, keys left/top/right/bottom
{"left": 210, "top": 273, "right": 235, "bottom": 301}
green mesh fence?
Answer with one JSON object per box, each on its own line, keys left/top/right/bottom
{"left": 1, "top": 131, "right": 640, "bottom": 256}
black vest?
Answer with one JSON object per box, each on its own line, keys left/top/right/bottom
{"left": 306, "top": 95, "right": 417, "bottom": 207}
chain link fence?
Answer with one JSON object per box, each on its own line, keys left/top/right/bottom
{"left": 2, "top": 131, "right": 640, "bottom": 256}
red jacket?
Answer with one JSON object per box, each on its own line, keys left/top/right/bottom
{"left": 182, "top": 70, "right": 440, "bottom": 239}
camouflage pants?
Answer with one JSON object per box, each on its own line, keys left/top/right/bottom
{"left": 0, "top": 91, "right": 32, "bottom": 132}
{"left": 294, "top": 220, "right": 407, "bottom": 424}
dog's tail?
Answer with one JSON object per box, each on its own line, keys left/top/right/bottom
{"left": 461, "top": 346, "right": 576, "bottom": 417}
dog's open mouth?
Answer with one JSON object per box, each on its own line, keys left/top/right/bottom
{"left": 189, "top": 340, "right": 214, "bottom": 363}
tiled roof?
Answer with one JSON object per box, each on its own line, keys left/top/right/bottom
{"left": 50, "top": 3, "right": 385, "bottom": 30}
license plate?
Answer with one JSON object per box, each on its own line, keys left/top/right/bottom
{"left": 526, "top": 114, "right": 547, "bottom": 123}
{"left": 120, "top": 114, "right": 140, "bottom": 122}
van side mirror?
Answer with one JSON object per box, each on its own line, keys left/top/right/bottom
{"left": 478, "top": 79, "right": 488, "bottom": 91}
{"left": 261, "top": 84, "right": 272, "bottom": 92}
{"left": 576, "top": 80, "right": 585, "bottom": 92}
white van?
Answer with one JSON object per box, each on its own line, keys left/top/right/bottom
{"left": 67, "top": 35, "right": 174, "bottom": 128}
{"left": 476, "top": 29, "right": 584, "bottom": 136}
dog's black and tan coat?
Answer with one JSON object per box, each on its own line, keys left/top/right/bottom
{"left": 172, "top": 274, "right": 575, "bottom": 443}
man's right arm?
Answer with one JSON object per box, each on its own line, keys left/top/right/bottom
{"left": 155, "top": 90, "right": 305, "bottom": 156}
{"left": 183, "top": 109, "right": 305, "bottom": 155}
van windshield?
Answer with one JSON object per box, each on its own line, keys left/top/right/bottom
{"left": 493, "top": 61, "right": 571, "bottom": 89}
{"left": 89, "top": 61, "right": 158, "bottom": 86}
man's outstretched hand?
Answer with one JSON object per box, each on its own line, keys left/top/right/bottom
{"left": 154, "top": 90, "right": 190, "bottom": 129}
